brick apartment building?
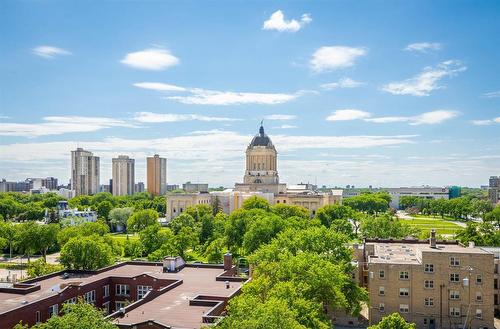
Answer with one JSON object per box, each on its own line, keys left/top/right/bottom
{"left": 356, "top": 231, "right": 495, "bottom": 329}
{"left": 0, "top": 255, "right": 245, "bottom": 329}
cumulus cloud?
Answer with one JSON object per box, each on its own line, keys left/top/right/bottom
{"left": 121, "top": 48, "right": 179, "bottom": 70}
{"left": 320, "top": 77, "right": 364, "bottom": 90}
{"left": 327, "top": 109, "right": 459, "bottom": 125}
{"left": 133, "top": 81, "right": 303, "bottom": 105}
{"left": 132, "top": 112, "right": 240, "bottom": 123}
{"left": 310, "top": 46, "right": 367, "bottom": 72}
{"left": 32, "top": 46, "right": 71, "bottom": 58}
{"left": 264, "top": 114, "right": 297, "bottom": 120}
{"left": 0, "top": 116, "right": 134, "bottom": 137}
{"left": 326, "top": 109, "right": 371, "bottom": 121}
{"left": 471, "top": 117, "right": 500, "bottom": 125}
{"left": 381, "top": 60, "right": 466, "bottom": 96}
{"left": 262, "top": 10, "right": 311, "bottom": 32}
{"left": 405, "top": 42, "right": 441, "bottom": 53}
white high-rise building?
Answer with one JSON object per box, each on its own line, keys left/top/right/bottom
{"left": 112, "top": 155, "right": 135, "bottom": 196}
{"left": 71, "top": 148, "right": 100, "bottom": 196}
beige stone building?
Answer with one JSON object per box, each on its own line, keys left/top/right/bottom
{"left": 357, "top": 232, "right": 494, "bottom": 329}
{"left": 147, "top": 154, "right": 167, "bottom": 196}
{"left": 71, "top": 148, "right": 100, "bottom": 196}
{"left": 166, "top": 124, "right": 342, "bottom": 220}
{"left": 112, "top": 155, "right": 135, "bottom": 196}
{"left": 480, "top": 247, "right": 500, "bottom": 317}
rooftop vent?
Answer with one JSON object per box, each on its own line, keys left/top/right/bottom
{"left": 429, "top": 229, "right": 437, "bottom": 249}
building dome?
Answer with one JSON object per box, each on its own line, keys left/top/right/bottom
{"left": 249, "top": 124, "right": 273, "bottom": 148}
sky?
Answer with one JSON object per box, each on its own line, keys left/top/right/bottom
{"left": 0, "top": 1, "right": 499, "bottom": 188}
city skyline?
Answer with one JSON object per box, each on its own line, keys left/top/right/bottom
{"left": 1, "top": 1, "right": 499, "bottom": 187}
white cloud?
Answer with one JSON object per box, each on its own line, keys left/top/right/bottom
{"left": 482, "top": 90, "right": 500, "bottom": 98}
{"left": 132, "top": 112, "right": 240, "bottom": 123}
{"left": 133, "top": 82, "right": 186, "bottom": 92}
{"left": 310, "top": 46, "right": 367, "bottom": 72}
{"left": 133, "top": 81, "right": 302, "bottom": 105}
{"left": 32, "top": 46, "right": 71, "bottom": 59}
{"left": 262, "top": 10, "right": 311, "bottom": 32}
{"left": 326, "top": 109, "right": 372, "bottom": 121}
{"left": 121, "top": 48, "right": 179, "bottom": 70}
{"left": 320, "top": 77, "right": 364, "bottom": 90}
{"left": 381, "top": 60, "right": 466, "bottom": 96}
{"left": 0, "top": 116, "right": 133, "bottom": 137}
{"left": 405, "top": 42, "right": 441, "bottom": 53}
{"left": 264, "top": 114, "right": 297, "bottom": 120}
{"left": 277, "top": 124, "right": 298, "bottom": 129}
{"left": 365, "top": 110, "right": 459, "bottom": 125}
{"left": 471, "top": 117, "right": 500, "bottom": 125}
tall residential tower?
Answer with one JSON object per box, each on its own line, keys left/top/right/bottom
{"left": 71, "top": 148, "right": 100, "bottom": 196}
{"left": 147, "top": 154, "right": 167, "bottom": 195}
{"left": 112, "top": 155, "right": 135, "bottom": 196}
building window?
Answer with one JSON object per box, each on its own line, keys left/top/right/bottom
{"left": 450, "top": 257, "right": 460, "bottom": 266}
{"left": 424, "top": 297, "right": 434, "bottom": 307}
{"left": 399, "top": 271, "right": 409, "bottom": 280}
{"left": 65, "top": 297, "right": 77, "bottom": 304}
{"left": 35, "top": 311, "right": 41, "bottom": 324}
{"left": 115, "top": 301, "right": 127, "bottom": 311}
{"left": 137, "top": 285, "right": 152, "bottom": 299}
{"left": 449, "top": 290, "right": 460, "bottom": 300}
{"left": 399, "top": 288, "right": 409, "bottom": 297}
{"left": 475, "top": 309, "right": 482, "bottom": 319}
{"left": 103, "top": 285, "right": 110, "bottom": 298}
{"left": 399, "top": 304, "right": 409, "bottom": 313}
{"left": 476, "top": 292, "right": 483, "bottom": 302}
{"left": 116, "top": 284, "right": 130, "bottom": 296}
{"left": 450, "top": 307, "right": 460, "bottom": 317}
{"left": 103, "top": 302, "right": 110, "bottom": 315}
{"left": 84, "top": 290, "right": 96, "bottom": 304}
{"left": 476, "top": 274, "right": 482, "bottom": 284}
{"left": 424, "top": 280, "right": 434, "bottom": 289}
{"left": 450, "top": 273, "right": 460, "bottom": 282}
{"left": 48, "top": 304, "right": 58, "bottom": 317}
{"left": 495, "top": 293, "right": 498, "bottom": 306}
{"left": 379, "top": 303, "right": 385, "bottom": 312}
{"left": 424, "top": 264, "right": 434, "bottom": 273}
{"left": 379, "top": 270, "right": 385, "bottom": 279}
{"left": 379, "top": 286, "right": 385, "bottom": 295}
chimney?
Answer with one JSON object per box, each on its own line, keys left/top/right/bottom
{"left": 469, "top": 241, "right": 475, "bottom": 248}
{"left": 223, "top": 251, "right": 232, "bottom": 271}
{"left": 429, "top": 229, "right": 436, "bottom": 248}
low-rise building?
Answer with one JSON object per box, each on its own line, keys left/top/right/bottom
{"left": 480, "top": 247, "right": 500, "bottom": 317}
{"left": 182, "top": 181, "right": 209, "bottom": 193}
{"left": 357, "top": 232, "right": 494, "bottom": 329}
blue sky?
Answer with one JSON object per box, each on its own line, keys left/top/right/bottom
{"left": 0, "top": 1, "right": 499, "bottom": 188}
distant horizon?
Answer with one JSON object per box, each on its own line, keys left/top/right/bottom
{"left": 1, "top": 1, "right": 499, "bottom": 187}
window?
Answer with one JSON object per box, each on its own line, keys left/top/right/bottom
{"left": 379, "top": 303, "right": 385, "bottom": 312}
{"left": 399, "top": 288, "right": 409, "bottom": 297}
{"left": 424, "top": 264, "right": 434, "bottom": 273}
{"left": 399, "top": 304, "right": 409, "bottom": 313}
{"left": 137, "top": 285, "right": 152, "bottom": 299}
{"left": 35, "top": 311, "right": 41, "bottom": 324}
{"left": 48, "top": 304, "right": 58, "bottom": 317}
{"left": 116, "top": 284, "right": 130, "bottom": 296}
{"left": 475, "top": 309, "right": 482, "bottom": 319}
{"left": 65, "top": 297, "right": 77, "bottom": 304}
{"left": 84, "top": 290, "right": 96, "bottom": 304}
{"left": 476, "top": 292, "right": 483, "bottom": 302}
{"left": 399, "top": 271, "right": 409, "bottom": 280}
{"left": 379, "top": 270, "right": 385, "bottom": 279}
{"left": 115, "top": 301, "right": 127, "bottom": 311}
{"left": 450, "top": 273, "right": 460, "bottom": 282}
{"left": 424, "top": 280, "right": 434, "bottom": 289}
{"left": 476, "top": 275, "right": 482, "bottom": 284}
{"left": 379, "top": 286, "right": 385, "bottom": 296}
{"left": 103, "top": 285, "right": 110, "bottom": 298}
{"left": 450, "top": 290, "right": 460, "bottom": 300}
{"left": 450, "top": 307, "right": 460, "bottom": 317}
{"left": 450, "top": 257, "right": 460, "bottom": 266}
{"left": 103, "top": 302, "right": 110, "bottom": 315}
{"left": 424, "top": 297, "right": 434, "bottom": 307}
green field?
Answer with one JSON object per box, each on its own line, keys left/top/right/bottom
{"left": 403, "top": 218, "right": 463, "bottom": 236}
{"left": 108, "top": 233, "right": 140, "bottom": 242}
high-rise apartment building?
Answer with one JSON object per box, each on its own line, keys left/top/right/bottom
{"left": 147, "top": 154, "right": 167, "bottom": 196}
{"left": 71, "top": 148, "right": 100, "bottom": 196}
{"left": 488, "top": 176, "right": 499, "bottom": 205}
{"left": 112, "top": 155, "right": 135, "bottom": 196}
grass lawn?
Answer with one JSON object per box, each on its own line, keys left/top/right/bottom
{"left": 412, "top": 214, "right": 457, "bottom": 221}
{"left": 108, "top": 233, "right": 140, "bottom": 242}
{"left": 402, "top": 218, "right": 462, "bottom": 236}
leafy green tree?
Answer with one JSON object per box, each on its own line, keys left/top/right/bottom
{"left": 199, "top": 214, "right": 215, "bottom": 244}
{"left": 271, "top": 204, "right": 309, "bottom": 220}
{"left": 242, "top": 196, "right": 270, "bottom": 211}
{"left": 127, "top": 209, "right": 159, "bottom": 232}
{"left": 123, "top": 239, "right": 144, "bottom": 258}
{"left": 343, "top": 193, "right": 389, "bottom": 215}
{"left": 175, "top": 226, "right": 198, "bottom": 258}
{"left": 96, "top": 200, "right": 113, "bottom": 221}
{"left": 484, "top": 205, "right": 500, "bottom": 228}
{"left": 242, "top": 213, "right": 286, "bottom": 254}
{"left": 185, "top": 204, "right": 212, "bottom": 222}
{"left": 456, "top": 221, "right": 500, "bottom": 246}
{"left": 108, "top": 207, "right": 134, "bottom": 232}
{"left": 169, "top": 213, "right": 196, "bottom": 234}
{"left": 315, "top": 205, "right": 355, "bottom": 237}
{"left": 35, "top": 224, "right": 60, "bottom": 261}
{"left": 0, "top": 198, "right": 21, "bottom": 220}
{"left": 139, "top": 225, "right": 173, "bottom": 255}
{"left": 361, "top": 214, "right": 420, "bottom": 239}
{"left": 14, "top": 221, "right": 39, "bottom": 263}
{"left": 204, "top": 237, "right": 226, "bottom": 263}
{"left": 0, "top": 221, "right": 16, "bottom": 259}
{"left": 27, "top": 258, "right": 64, "bottom": 278}
{"left": 57, "top": 221, "right": 109, "bottom": 246}
{"left": 368, "top": 313, "right": 416, "bottom": 329}
{"left": 60, "top": 236, "right": 114, "bottom": 270}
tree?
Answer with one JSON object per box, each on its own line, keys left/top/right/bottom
{"left": 127, "top": 209, "right": 159, "bottom": 232}
{"left": 27, "top": 258, "right": 64, "bottom": 278}
{"left": 484, "top": 205, "right": 500, "bottom": 229}
{"left": 60, "top": 236, "right": 114, "bottom": 270}
{"left": 315, "top": 205, "right": 355, "bottom": 237}
{"left": 139, "top": 225, "right": 173, "bottom": 255}
{"left": 205, "top": 237, "right": 226, "bottom": 263}
{"left": 243, "top": 214, "right": 286, "bottom": 254}
{"left": 242, "top": 196, "right": 270, "bottom": 211}
{"left": 0, "top": 221, "right": 16, "bottom": 259}
{"left": 368, "top": 313, "right": 416, "bottom": 329}
{"left": 15, "top": 300, "right": 118, "bottom": 329}
{"left": 175, "top": 226, "right": 198, "bottom": 258}
{"left": 96, "top": 201, "right": 113, "bottom": 221}
{"left": 271, "top": 204, "right": 309, "bottom": 220}
{"left": 35, "top": 224, "right": 60, "bottom": 261}
{"left": 108, "top": 207, "right": 134, "bottom": 232}
{"left": 14, "top": 222, "right": 39, "bottom": 263}
{"left": 169, "top": 213, "right": 196, "bottom": 234}
{"left": 361, "top": 214, "right": 420, "bottom": 239}
{"left": 343, "top": 193, "right": 389, "bottom": 215}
